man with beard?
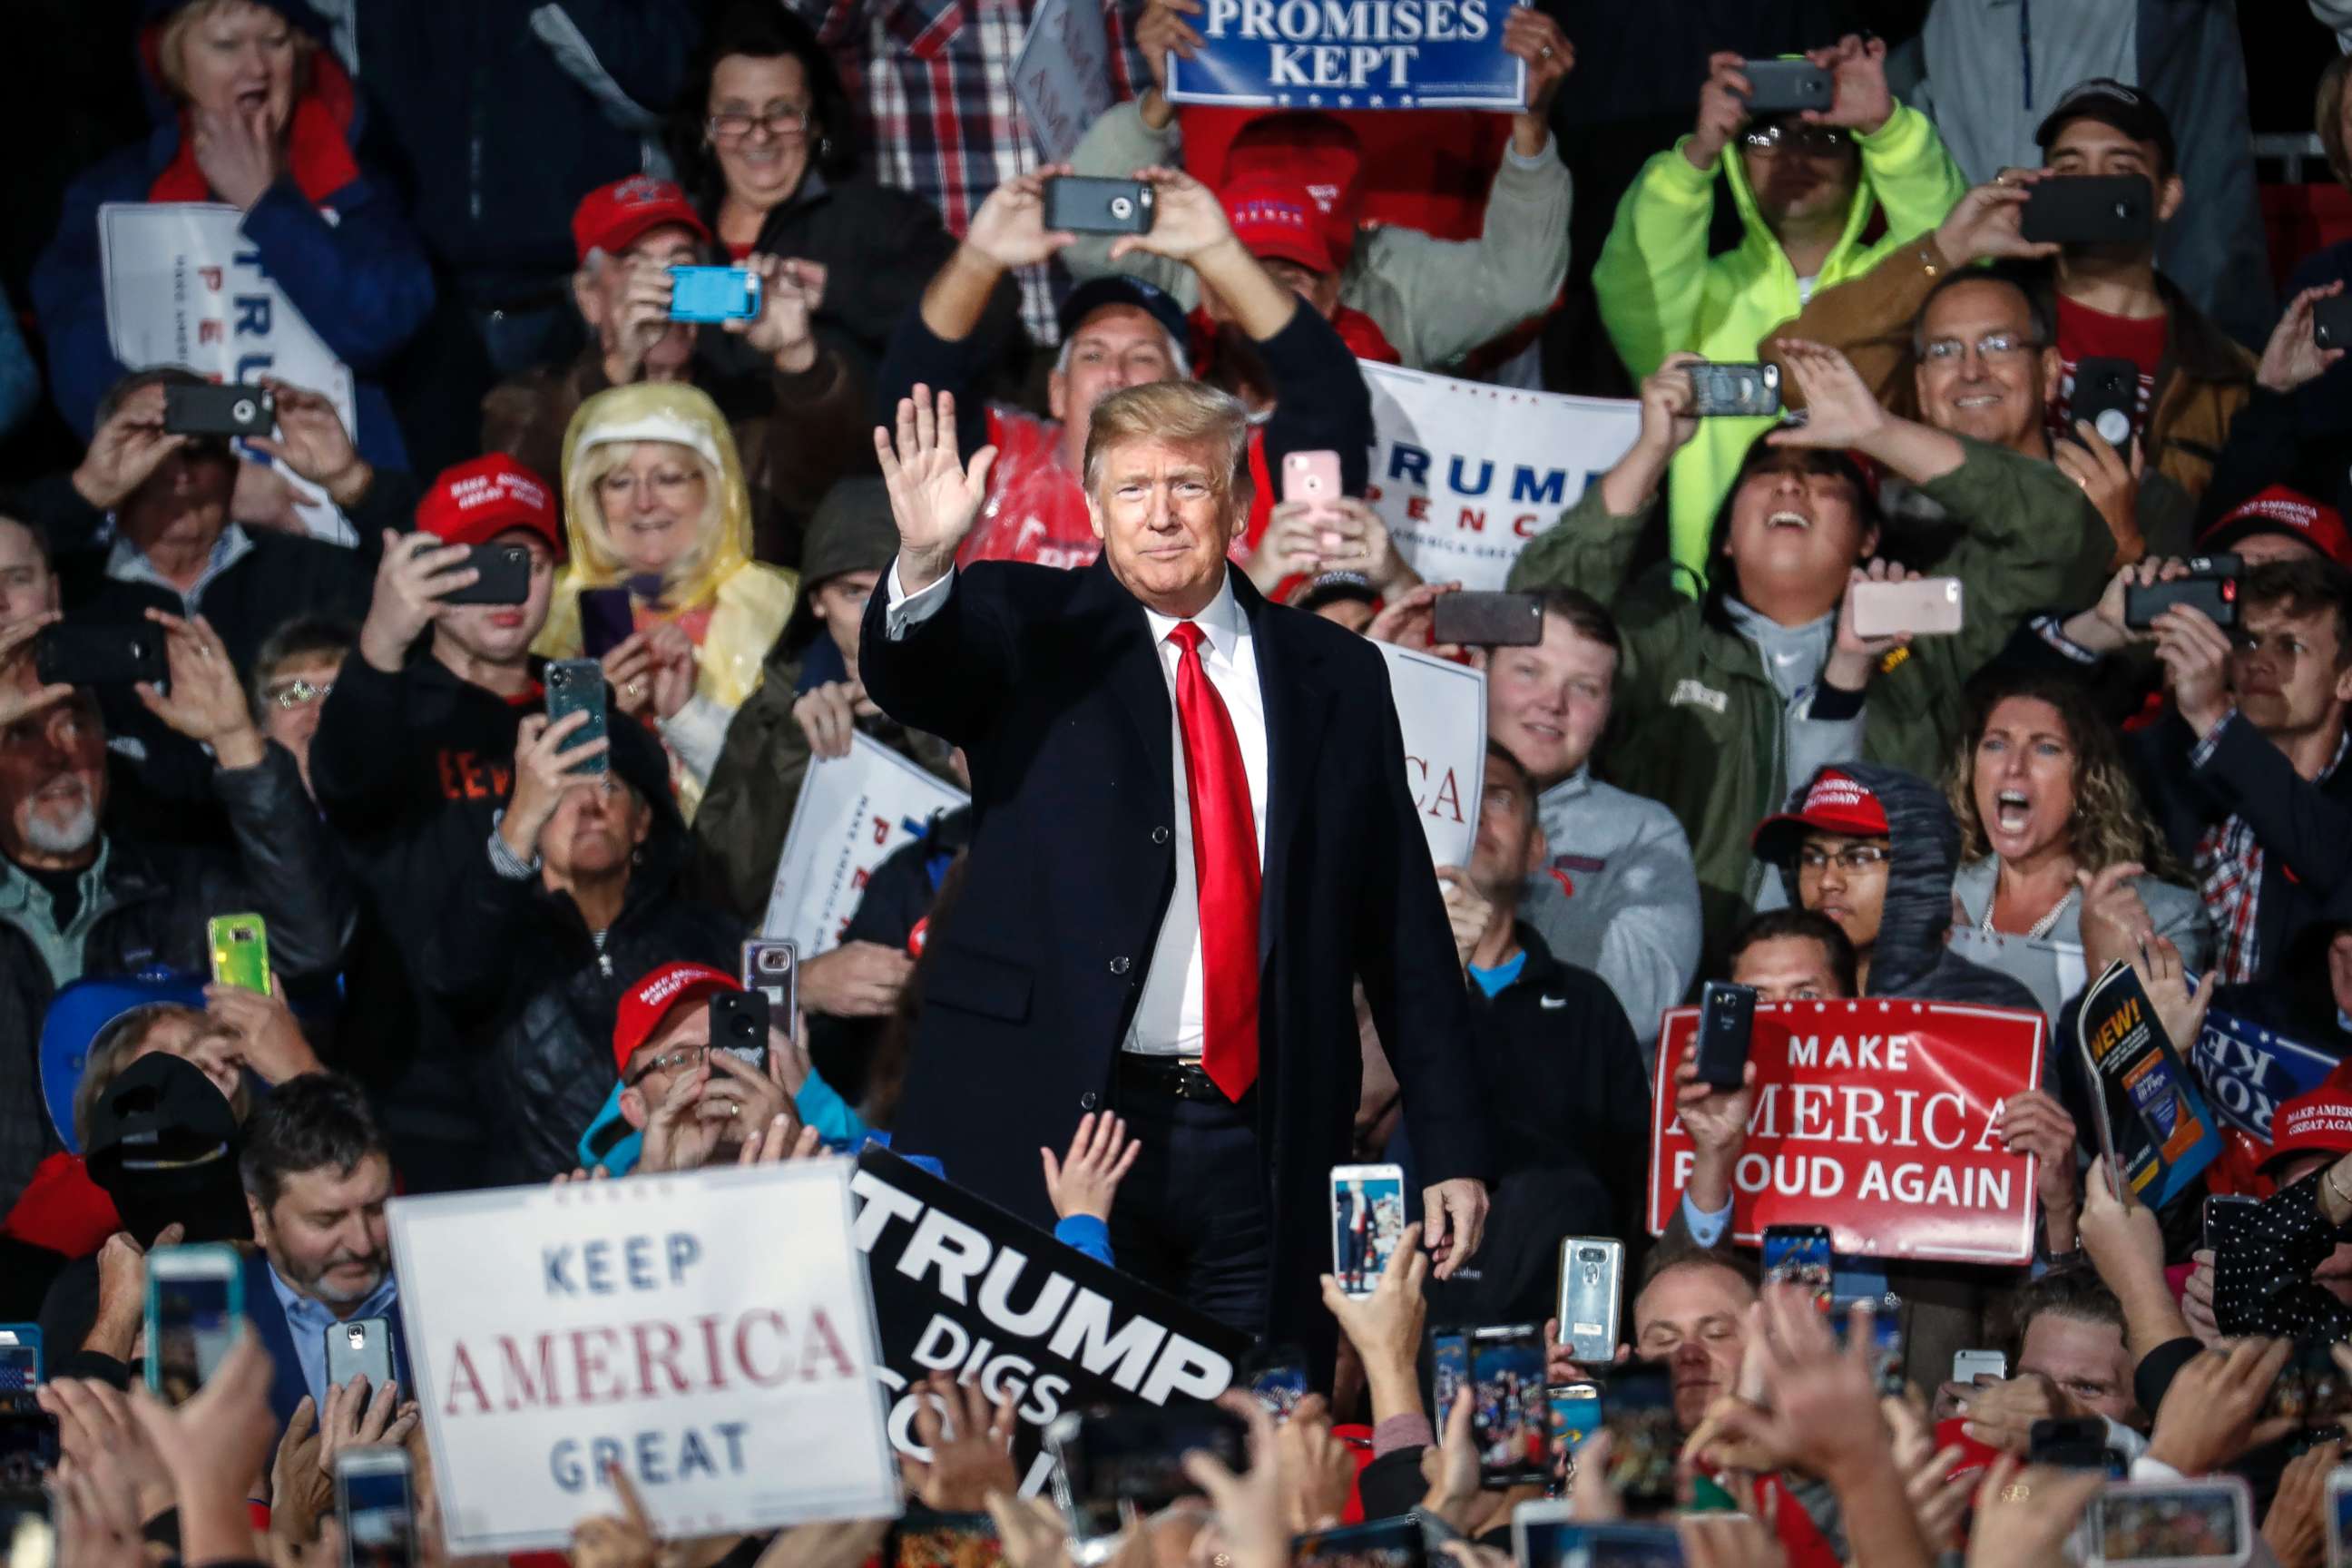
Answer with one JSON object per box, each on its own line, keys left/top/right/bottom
{"left": 0, "top": 612, "right": 349, "bottom": 1216}
{"left": 238, "top": 1073, "right": 412, "bottom": 1425}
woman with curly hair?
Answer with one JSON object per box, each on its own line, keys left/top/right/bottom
{"left": 1945, "top": 671, "right": 2211, "bottom": 1019}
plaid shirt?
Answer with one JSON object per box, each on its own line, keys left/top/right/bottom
{"left": 792, "top": 0, "right": 1146, "bottom": 341}
{"left": 2193, "top": 716, "right": 2350, "bottom": 982}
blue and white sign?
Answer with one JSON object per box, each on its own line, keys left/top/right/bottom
{"left": 1164, "top": 0, "right": 1524, "bottom": 111}
{"left": 2191, "top": 1009, "right": 2339, "bottom": 1143}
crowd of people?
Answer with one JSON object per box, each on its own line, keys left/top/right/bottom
{"left": 7, "top": 0, "right": 2352, "bottom": 1563}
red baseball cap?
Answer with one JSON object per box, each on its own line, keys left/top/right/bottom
{"left": 1224, "top": 113, "right": 1362, "bottom": 265}
{"left": 2197, "top": 485, "right": 2352, "bottom": 570}
{"left": 416, "top": 454, "right": 564, "bottom": 557}
{"left": 612, "top": 961, "right": 741, "bottom": 1076}
{"left": 571, "top": 175, "right": 711, "bottom": 264}
{"left": 2261, "top": 1061, "right": 2352, "bottom": 1171}
{"left": 1221, "top": 174, "right": 1338, "bottom": 274}
{"left": 1751, "top": 768, "right": 1891, "bottom": 861}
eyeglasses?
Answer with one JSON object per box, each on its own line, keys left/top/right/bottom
{"left": 1797, "top": 844, "right": 1893, "bottom": 873}
{"left": 1740, "top": 123, "right": 1851, "bottom": 156}
{"left": 626, "top": 1045, "right": 707, "bottom": 1087}
{"left": 262, "top": 678, "right": 335, "bottom": 710}
{"left": 1921, "top": 332, "right": 2041, "bottom": 364}
{"left": 706, "top": 106, "right": 813, "bottom": 141}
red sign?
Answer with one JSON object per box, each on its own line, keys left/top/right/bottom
{"left": 1645, "top": 997, "right": 2047, "bottom": 1265}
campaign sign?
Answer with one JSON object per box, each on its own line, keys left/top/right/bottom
{"left": 1164, "top": 0, "right": 1524, "bottom": 109}
{"left": 2191, "top": 1009, "right": 2339, "bottom": 1144}
{"left": 761, "top": 733, "right": 969, "bottom": 955}
{"left": 853, "top": 1147, "right": 1248, "bottom": 1496}
{"left": 389, "top": 1161, "right": 900, "bottom": 1552}
{"left": 1014, "top": 0, "right": 1118, "bottom": 161}
{"left": 1375, "top": 642, "right": 1485, "bottom": 867}
{"left": 1645, "top": 997, "right": 2045, "bottom": 1264}
{"left": 1362, "top": 364, "right": 1642, "bottom": 591}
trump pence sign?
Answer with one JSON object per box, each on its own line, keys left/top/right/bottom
{"left": 390, "top": 1161, "right": 899, "bottom": 1551}
{"left": 1646, "top": 997, "right": 2046, "bottom": 1264}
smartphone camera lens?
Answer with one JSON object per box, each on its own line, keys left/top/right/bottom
{"left": 730, "top": 1012, "right": 758, "bottom": 1039}
{"left": 230, "top": 397, "right": 257, "bottom": 425}
{"left": 1109, "top": 196, "right": 1134, "bottom": 220}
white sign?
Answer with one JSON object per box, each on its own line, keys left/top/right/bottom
{"left": 761, "top": 734, "right": 969, "bottom": 952}
{"left": 389, "top": 1161, "right": 900, "bottom": 1553}
{"left": 1014, "top": 0, "right": 1117, "bottom": 162}
{"left": 1362, "top": 362, "right": 1642, "bottom": 590}
{"left": 1377, "top": 642, "right": 1485, "bottom": 867}
{"left": 98, "top": 202, "right": 359, "bottom": 544}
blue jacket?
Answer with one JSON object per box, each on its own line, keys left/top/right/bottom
{"left": 30, "top": 49, "right": 434, "bottom": 468}
{"left": 240, "top": 1250, "right": 412, "bottom": 1434}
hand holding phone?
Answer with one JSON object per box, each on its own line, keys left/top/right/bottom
{"left": 163, "top": 383, "right": 274, "bottom": 438}
{"left": 668, "top": 267, "right": 762, "bottom": 323}
{"left": 209, "top": 914, "right": 272, "bottom": 995}
{"left": 1042, "top": 177, "right": 1153, "bottom": 235}
{"left": 336, "top": 1447, "right": 417, "bottom": 1568}
{"left": 436, "top": 544, "right": 533, "bottom": 607}
{"left": 1330, "top": 1164, "right": 1406, "bottom": 1297}
{"left": 1847, "top": 576, "right": 1964, "bottom": 638}
{"left": 542, "top": 660, "right": 611, "bottom": 776}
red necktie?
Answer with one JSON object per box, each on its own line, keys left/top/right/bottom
{"left": 1166, "top": 622, "right": 1260, "bottom": 1100}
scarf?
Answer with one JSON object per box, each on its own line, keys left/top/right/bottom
{"left": 146, "top": 51, "right": 361, "bottom": 205}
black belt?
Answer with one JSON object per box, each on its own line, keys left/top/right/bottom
{"left": 1117, "top": 1054, "right": 1233, "bottom": 1102}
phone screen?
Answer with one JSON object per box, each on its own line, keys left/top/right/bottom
{"left": 341, "top": 1464, "right": 416, "bottom": 1568}
{"left": 1546, "top": 1383, "right": 1600, "bottom": 1495}
{"left": 0, "top": 1407, "right": 57, "bottom": 1494}
{"left": 1829, "top": 1298, "right": 1905, "bottom": 1396}
{"left": 1431, "top": 1330, "right": 1468, "bottom": 1424}
{"left": 150, "top": 1270, "right": 236, "bottom": 1406}
{"left": 1330, "top": 1166, "right": 1406, "bottom": 1297}
{"left": 2093, "top": 1484, "right": 2244, "bottom": 1562}
{"left": 888, "top": 1513, "right": 1002, "bottom": 1568}
{"left": 1599, "top": 1366, "right": 1679, "bottom": 1507}
{"left": 0, "top": 1340, "right": 35, "bottom": 1392}
{"left": 1293, "top": 1518, "right": 1423, "bottom": 1566}
{"left": 1469, "top": 1328, "right": 1549, "bottom": 1485}
{"left": 2331, "top": 1475, "right": 2352, "bottom": 1561}
{"left": 1761, "top": 1226, "right": 1832, "bottom": 1299}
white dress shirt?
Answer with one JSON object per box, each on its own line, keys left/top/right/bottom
{"left": 885, "top": 558, "right": 1271, "bottom": 1057}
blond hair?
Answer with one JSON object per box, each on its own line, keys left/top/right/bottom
{"left": 155, "top": 0, "right": 314, "bottom": 104}
{"left": 1082, "top": 380, "right": 1252, "bottom": 512}
{"left": 570, "top": 437, "right": 730, "bottom": 601}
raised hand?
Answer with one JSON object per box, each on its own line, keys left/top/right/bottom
{"left": 791, "top": 680, "right": 868, "bottom": 760}
{"left": 72, "top": 382, "right": 188, "bottom": 513}
{"left": 498, "top": 710, "right": 606, "bottom": 863}
{"left": 136, "top": 611, "right": 266, "bottom": 764}
{"left": 2258, "top": 281, "right": 2349, "bottom": 396}
{"left": 1934, "top": 173, "right": 2061, "bottom": 266}
{"left": 1825, "top": 558, "right": 1915, "bottom": 692}
{"left": 1041, "top": 1111, "right": 1142, "bottom": 1223}
{"left": 1673, "top": 1041, "right": 1754, "bottom": 1213}
{"left": 873, "top": 385, "right": 996, "bottom": 593}
{"left": 1686, "top": 52, "right": 1752, "bottom": 172}
{"left": 0, "top": 612, "right": 74, "bottom": 730}
{"left": 731, "top": 254, "right": 822, "bottom": 374}
{"left": 1135, "top": 0, "right": 1205, "bottom": 113}
{"left": 250, "top": 379, "right": 370, "bottom": 505}
{"left": 2051, "top": 422, "right": 2143, "bottom": 554}
{"left": 2076, "top": 861, "right": 2154, "bottom": 981}
{"left": 1501, "top": 6, "right": 1573, "bottom": 124}
{"left": 2150, "top": 603, "right": 2235, "bottom": 736}
{"left": 962, "top": 168, "right": 1077, "bottom": 271}
{"left": 899, "top": 1373, "right": 1019, "bottom": 1513}
{"left": 190, "top": 103, "right": 284, "bottom": 211}
{"left": 1768, "top": 339, "right": 1891, "bottom": 450}
{"left": 1110, "top": 165, "right": 1233, "bottom": 266}
{"left": 1802, "top": 34, "right": 1893, "bottom": 135}
{"left": 358, "top": 531, "right": 478, "bottom": 671}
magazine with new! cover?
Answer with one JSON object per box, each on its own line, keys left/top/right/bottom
{"left": 2077, "top": 960, "right": 2221, "bottom": 1207}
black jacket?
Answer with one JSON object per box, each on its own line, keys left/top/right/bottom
{"left": 0, "top": 744, "right": 349, "bottom": 1210}
{"left": 859, "top": 554, "right": 1487, "bottom": 1358}
{"left": 878, "top": 287, "right": 1378, "bottom": 500}
{"left": 420, "top": 730, "right": 737, "bottom": 1184}
{"left": 2131, "top": 709, "right": 2352, "bottom": 985}
{"left": 807, "top": 805, "right": 970, "bottom": 1105}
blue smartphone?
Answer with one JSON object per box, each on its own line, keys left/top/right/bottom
{"left": 1761, "top": 1223, "right": 1833, "bottom": 1302}
{"left": 0, "top": 1328, "right": 36, "bottom": 1390}
{"left": 544, "top": 659, "right": 609, "bottom": 777}
{"left": 144, "top": 1244, "right": 243, "bottom": 1406}
{"left": 668, "top": 266, "right": 761, "bottom": 322}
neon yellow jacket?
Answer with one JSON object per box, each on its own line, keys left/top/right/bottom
{"left": 1592, "top": 105, "right": 1967, "bottom": 583}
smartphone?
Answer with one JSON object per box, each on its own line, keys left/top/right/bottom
{"left": 0, "top": 1328, "right": 40, "bottom": 1391}
{"left": 1848, "top": 576, "right": 1964, "bottom": 638}
{"left": 1688, "top": 362, "right": 1781, "bottom": 417}
{"left": 336, "top": 1446, "right": 416, "bottom": 1568}
{"left": 1554, "top": 1239, "right": 1623, "bottom": 1366}
{"left": 208, "top": 914, "right": 271, "bottom": 995}
{"left": 1829, "top": 1296, "right": 1905, "bottom": 1397}
{"left": 438, "top": 543, "right": 533, "bottom": 606}
{"left": 1545, "top": 1382, "right": 1600, "bottom": 1496}
{"left": 34, "top": 621, "right": 165, "bottom": 687}
{"left": 1279, "top": 449, "right": 1345, "bottom": 523}
{"left": 2021, "top": 174, "right": 2154, "bottom": 248}
{"left": 1760, "top": 1223, "right": 1832, "bottom": 1301}
{"left": 0, "top": 1396, "right": 56, "bottom": 1494}
{"left": 578, "top": 587, "right": 636, "bottom": 661}
{"left": 1430, "top": 591, "right": 1545, "bottom": 648}
{"left": 2067, "top": 357, "right": 2142, "bottom": 450}
{"left": 2123, "top": 555, "right": 2239, "bottom": 632}
{"left": 2325, "top": 1464, "right": 2352, "bottom": 1567}
{"left": 1044, "top": 1406, "right": 1247, "bottom": 1540}
{"left": 326, "top": 1317, "right": 394, "bottom": 1390}
{"left": 2029, "top": 1416, "right": 2125, "bottom": 1474}
{"left": 708, "top": 990, "right": 770, "bottom": 1073}
{"left": 2266, "top": 1340, "right": 2352, "bottom": 1429}
{"left": 144, "top": 1244, "right": 243, "bottom": 1406}
{"left": 668, "top": 266, "right": 762, "bottom": 323}
{"left": 740, "top": 940, "right": 799, "bottom": 1020}
{"left": 163, "top": 382, "right": 273, "bottom": 437}
{"left": 1739, "top": 58, "right": 1833, "bottom": 115}
{"left": 1295, "top": 1518, "right": 1425, "bottom": 1566}
{"left": 887, "top": 1513, "right": 1001, "bottom": 1568}
{"left": 2087, "top": 1476, "right": 2250, "bottom": 1567}
{"left": 1331, "top": 1163, "right": 1407, "bottom": 1297}
{"left": 2317, "top": 296, "right": 2352, "bottom": 352}
{"left": 1242, "top": 1344, "right": 1309, "bottom": 1420}
{"left": 1952, "top": 1348, "right": 2007, "bottom": 1387}
{"left": 1431, "top": 1328, "right": 1469, "bottom": 1425}
{"left": 1692, "top": 981, "right": 1755, "bottom": 1091}
{"left": 2201, "top": 1194, "right": 2260, "bottom": 1255}
{"left": 543, "top": 658, "right": 610, "bottom": 777}
{"left": 1469, "top": 1324, "right": 1549, "bottom": 1487}
{"left": 1042, "top": 176, "right": 1154, "bottom": 236}
{"left": 1598, "top": 1364, "right": 1679, "bottom": 1508}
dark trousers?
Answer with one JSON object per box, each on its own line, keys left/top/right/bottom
{"left": 1108, "top": 1063, "right": 1273, "bottom": 1339}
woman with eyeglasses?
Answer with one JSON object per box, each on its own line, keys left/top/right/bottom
{"left": 668, "top": 3, "right": 977, "bottom": 381}
{"left": 1943, "top": 671, "right": 2211, "bottom": 1021}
